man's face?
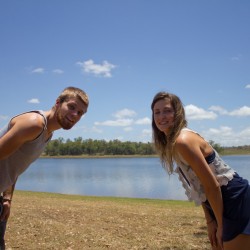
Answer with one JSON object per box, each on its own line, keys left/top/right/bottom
{"left": 56, "top": 97, "right": 87, "bottom": 130}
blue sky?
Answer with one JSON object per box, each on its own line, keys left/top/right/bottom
{"left": 0, "top": 0, "right": 250, "bottom": 147}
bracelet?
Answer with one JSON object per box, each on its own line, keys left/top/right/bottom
{"left": 206, "top": 219, "right": 214, "bottom": 225}
{"left": 3, "top": 198, "right": 12, "bottom": 203}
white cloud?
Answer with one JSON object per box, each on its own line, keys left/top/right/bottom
{"left": 208, "top": 105, "right": 250, "bottom": 117}
{"left": 239, "top": 127, "right": 250, "bottom": 138}
{"left": 31, "top": 68, "right": 45, "bottom": 74}
{"left": 0, "top": 115, "right": 8, "bottom": 121}
{"left": 28, "top": 98, "right": 40, "bottom": 104}
{"left": 113, "top": 109, "right": 136, "bottom": 119}
{"left": 245, "top": 84, "right": 250, "bottom": 89}
{"left": 94, "top": 118, "right": 133, "bottom": 127}
{"left": 137, "top": 129, "right": 152, "bottom": 142}
{"left": 202, "top": 126, "right": 250, "bottom": 146}
{"left": 135, "top": 117, "right": 151, "bottom": 125}
{"left": 77, "top": 59, "right": 116, "bottom": 78}
{"left": 228, "top": 106, "right": 250, "bottom": 116}
{"left": 209, "top": 106, "right": 228, "bottom": 115}
{"left": 231, "top": 54, "right": 241, "bottom": 61}
{"left": 94, "top": 108, "right": 137, "bottom": 127}
{"left": 207, "top": 126, "right": 233, "bottom": 136}
{"left": 124, "top": 127, "right": 133, "bottom": 132}
{"left": 185, "top": 104, "right": 217, "bottom": 120}
{"left": 114, "top": 135, "right": 124, "bottom": 141}
{"left": 94, "top": 108, "right": 151, "bottom": 128}
{"left": 142, "top": 129, "right": 151, "bottom": 136}
{"left": 91, "top": 126, "right": 103, "bottom": 133}
{"left": 52, "top": 69, "right": 64, "bottom": 74}
{"left": 231, "top": 56, "right": 240, "bottom": 61}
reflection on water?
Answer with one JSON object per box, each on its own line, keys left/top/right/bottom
{"left": 16, "top": 155, "right": 250, "bottom": 200}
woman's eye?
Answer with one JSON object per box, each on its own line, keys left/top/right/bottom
{"left": 164, "top": 109, "right": 173, "bottom": 114}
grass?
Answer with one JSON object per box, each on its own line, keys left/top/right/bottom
{"left": 5, "top": 191, "right": 211, "bottom": 250}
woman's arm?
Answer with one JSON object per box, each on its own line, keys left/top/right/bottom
{"left": 175, "top": 131, "right": 223, "bottom": 248}
{"left": 202, "top": 202, "right": 219, "bottom": 248}
{"left": 202, "top": 202, "right": 215, "bottom": 223}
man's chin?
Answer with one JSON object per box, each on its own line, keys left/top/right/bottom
{"left": 62, "top": 125, "right": 73, "bottom": 130}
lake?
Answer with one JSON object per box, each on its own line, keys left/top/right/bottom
{"left": 16, "top": 155, "right": 250, "bottom": 200}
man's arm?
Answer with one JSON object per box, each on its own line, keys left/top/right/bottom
{"left": 0, "top": 113, "right": 45, "bottom": 160}
{"left": 3, "top": 181, "right": 16, "bottom": 202}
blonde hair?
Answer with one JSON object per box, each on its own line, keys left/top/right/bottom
{"left": 57, "top": 86, "right": 89, "bottom": 107}
{"left": 151, "top": 92, "right": 187, "bottom": 174}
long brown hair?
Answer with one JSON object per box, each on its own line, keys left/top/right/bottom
{"left": 151, "top": 92, "right": 187, "bottom": 174}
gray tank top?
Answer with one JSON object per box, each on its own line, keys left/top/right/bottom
{"left": 0, "top": 111, "right": 52, "bottom": 193}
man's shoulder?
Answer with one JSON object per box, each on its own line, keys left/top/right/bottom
{"left": 11, "top": 112, "right": 45, "bottom": 137}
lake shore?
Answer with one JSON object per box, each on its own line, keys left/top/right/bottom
{"left": 40, "top": 144, "right": 250, "bottom": 159}
{"left": 6, "top": 190, "right": 211, "bottom": 250}
{"left": 40, "top": 154, "right": 159, "bottom": 159}
{"left": 40, "top": 150, "right": 250, "bottom": 159}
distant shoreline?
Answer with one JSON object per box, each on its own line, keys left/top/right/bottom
{"left": 40, "top": 151, "right": 250, "bottom": 159}
{"left": 40, "top": 154, "right": 159, "bottom": 159}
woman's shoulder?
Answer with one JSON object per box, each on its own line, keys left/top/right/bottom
{"left": 178, "top": 128, "right": 208, "bottom": 142}
{"left": 175, "top": 128, "right": 205, "bottom": 152}
{"left": 177, "top": 128, "right": 199, "bottom": 142}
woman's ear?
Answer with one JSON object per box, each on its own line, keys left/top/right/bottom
{"left": 55, "top": 98, "right": 60, "bottom": 106}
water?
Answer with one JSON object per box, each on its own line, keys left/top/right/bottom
{"left": 15, "top": 155, "right": 250, "bottom": 200}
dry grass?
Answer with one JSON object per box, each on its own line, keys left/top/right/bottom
{"left": 5, "top": 191, "right": 211, "bottom": 250}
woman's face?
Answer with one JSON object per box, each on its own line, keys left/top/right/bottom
{"left": 153, "top": 98, "right": 175, "bottom": 134}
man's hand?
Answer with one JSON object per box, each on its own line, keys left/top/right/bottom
{"left": 0, "top": 200, "right": 11, "bottom": 222}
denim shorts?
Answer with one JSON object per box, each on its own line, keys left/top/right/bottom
{"left": 204, "top": 173, "right": 250, "bottom": 241}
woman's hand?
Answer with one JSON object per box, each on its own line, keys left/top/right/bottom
{"left": 216, "top": 225, "right": 223, "bottom": 250}
{"left": 207, "top": 220, "right": 223, "bottom": 250}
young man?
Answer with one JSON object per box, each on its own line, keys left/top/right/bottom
{"left": 0, "top": 86, "right": 89, "bottom": 249}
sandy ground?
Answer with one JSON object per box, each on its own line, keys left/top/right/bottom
{"left": 5, "top": 191, "right": 211, "bottom": 250}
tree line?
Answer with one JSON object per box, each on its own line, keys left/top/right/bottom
{"left": 43, "top": 138, "right": 226, "bottom": 156}
{"left": 44, "top": 137, "right": 156, "bottom": 156}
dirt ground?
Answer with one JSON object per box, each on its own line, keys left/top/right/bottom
{"left": 5, "top": 191, "right": 211, "bottom": 250}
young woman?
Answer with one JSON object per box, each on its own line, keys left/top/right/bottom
{"left": 151, "top": 91, "right": 250, "bottom": 250}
